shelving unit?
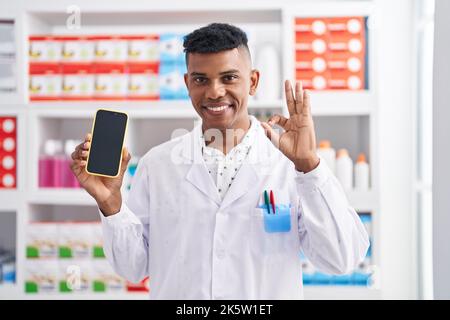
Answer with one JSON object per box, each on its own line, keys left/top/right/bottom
{"left": 0, "top": 0, "right": 419, "bottom": 300}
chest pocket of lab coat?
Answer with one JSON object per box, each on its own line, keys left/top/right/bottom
{"left": 250, "top": 206, "right": 297, "bottom": 256}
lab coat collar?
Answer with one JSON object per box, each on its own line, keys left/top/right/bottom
{"left": 180, "top": 115, "right": 277, "bottom": 209}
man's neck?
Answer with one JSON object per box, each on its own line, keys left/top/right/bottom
{"left": 203, "top": 115, "right": 251, "bottom": 155}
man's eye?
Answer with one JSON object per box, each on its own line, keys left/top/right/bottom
{"left": 223, "top": 75, "right": 238, "bottom": 81}
{"left": 194, "top": 77, "right": 207, "bottom": 84}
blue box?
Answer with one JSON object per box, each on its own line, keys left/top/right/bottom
{"left": 257, "top": 204, "right": 291, "bottom": 233}
{"left": 159, "top": 62, "right": 189, "bottom": 100}
{"left": 160, "top": 34, "right": 185, "bottom": 63}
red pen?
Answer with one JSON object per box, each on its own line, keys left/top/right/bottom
{"left": 270, "top": 190, "right": 276, "bottom": 214}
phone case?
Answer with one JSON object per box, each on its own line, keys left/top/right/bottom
{"left": 85, "top": 108, "right": 129, "bottom": 178}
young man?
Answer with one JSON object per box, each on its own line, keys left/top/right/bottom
{"left": 71, "top": 23, "right": 369, "bottom": 299}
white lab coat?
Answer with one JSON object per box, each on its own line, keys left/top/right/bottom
{"left": 99, "top": 117, "right": 370, "bottom": 300}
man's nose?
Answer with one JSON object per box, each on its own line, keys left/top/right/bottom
{"left": 205, "top": 81, "right": 226, "bottom": 100}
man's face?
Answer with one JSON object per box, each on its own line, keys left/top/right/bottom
{"left": 184, "top": 47, "right": 259, "bottom": 131}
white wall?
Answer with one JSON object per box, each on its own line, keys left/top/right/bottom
{"left": 433, "top": 0, "right": 450, "bottom": 300}
{"left": 375, "top": 0, "right": 416, "bottom": 299}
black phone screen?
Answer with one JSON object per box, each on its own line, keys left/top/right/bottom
{"left": 86, "top": 109, "right": 128, "bottom": 177}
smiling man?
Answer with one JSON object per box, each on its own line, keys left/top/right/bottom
{"left": 70, "top": 23, "right": 370, "bottom": 299}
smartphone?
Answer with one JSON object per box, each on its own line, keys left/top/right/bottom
{"left": 86, "top": 109, "right": 128, "bottom": 178}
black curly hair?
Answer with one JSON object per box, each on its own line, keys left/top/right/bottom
{"left": 183, "top": 23, "right": 250, "bottom": 65}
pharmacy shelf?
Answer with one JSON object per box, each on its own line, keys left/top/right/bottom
{"left": 309, "top": 92, "right": 375, "bottom": 116}
{"left": 0, "top": 284, "right": 20, "bottom": 299}
{"left": 347, "top": 190, "right": 378, "bottom": 212}
{"left": 27, "top": 101, "right": 371, "bottom": 119}
{"left": 27, "top": 100, "right": 285, "bottom": 119}
{"left": 22, "top": 292, "right": 148, "bottom": 300}
{"left": 2, "top": 0, "right": 416, "bottom": 300}
{"left": 304, "top": 286, "right": 381, "bottom": 300}
{"left": 26, "top": 189, "right": 377, "bottom": 212}
{"left": 0, "top": 191, "right": 22, "bottom": 210}
{"left": 28, "top": 189, "right": 96, "bottom": 206}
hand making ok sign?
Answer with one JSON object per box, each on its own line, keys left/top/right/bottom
{"left": 261, "top": 80, "right": 320, "bottom": 173}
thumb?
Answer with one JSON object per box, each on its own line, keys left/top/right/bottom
{"left": 261, "top": 122, "right": 280, "bottom": 149}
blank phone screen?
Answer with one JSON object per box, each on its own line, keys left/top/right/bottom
{"left": 87, "top": 109, "right": 128, "bottom": 177}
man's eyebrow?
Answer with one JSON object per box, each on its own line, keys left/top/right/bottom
{"left": 190, "top": 72, "right": 207, "bottom": 76}
{"left": 189, "top": 69, "right": 241, "bottom": 77}
{"left": 219, "top": 69, "right": 240, "bottom": 75}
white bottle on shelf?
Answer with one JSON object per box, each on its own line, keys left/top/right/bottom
{"left": 255, "top": 44, "right": 280, "bottom": 101}
{"left": 336, "top": 148, "right": 353, "bottom": 190}
{"left": 317, "top": 140, "right": 336, "bottom": 174}
{"left": 354, "top": 153, "right": 370, "bottom": 191}
{"left": 62, "top": 140, "right": 80, "bottom": 188}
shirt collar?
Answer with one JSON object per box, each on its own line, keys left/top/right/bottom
{"left": 200, "top": 115, "right": 257, "bottom": 156}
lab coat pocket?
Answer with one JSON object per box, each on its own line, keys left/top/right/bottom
{"left": 250, "top": 206, "right": 295, "bottom": 255}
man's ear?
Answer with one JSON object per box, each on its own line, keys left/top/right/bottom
{"left": 249, "top": 69, "right": 260, "bottom": 96}
{"left": 184, "top": 73, "right": 189, "bottom": 89}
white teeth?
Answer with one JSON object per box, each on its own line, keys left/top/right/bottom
{"left": 206, "top": 105, "right": 229, "bottom": 111}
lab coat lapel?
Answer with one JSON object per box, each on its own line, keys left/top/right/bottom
{"left": 182, "top": 125, "right": 222, "bottom": 207}
{"left": 220, "top": 123, "right": 274, "bottom": 210}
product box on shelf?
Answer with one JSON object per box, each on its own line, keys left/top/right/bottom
{"left": 295, "top": 17, "right": 367, "bottom": 91}
{"left": 25, "top": 260, "right": 59, "bottom": 294}
{"left": 0, "top": 117, "right": 16, "bottom": 189}
{"left": 91, "top": 223, "right": 105, "bottom": 258}
{"left": 61, "top": 36, "right": 96, "bottom": 63}
{"left": 26, "top": 223, "right": 59, "bottom": 259}
{"left": 128, "top": 63, "right": 159, "bottom": 100}
{"left": 127, "top": 35, "right": 160, "bottom": 62}
{"left": 159, "top": 34, "right": 185, "bottom": 63}
{"left": 29, "top": 63, "right": 62, "bottom": 100}
{"left": 61, "top": 63, "right": 95, "bottom": 100}
{"left": 159, "top": 62, "right": 188, "bottom": 99}
{"left": 0, "top": 62, "right": 16, "bottom": 93}
{"left": 0, "top": 249, "right": 16, "bottom": 284}
{"left": 58, "top": 259, "right": 92, "bottom": 293}
{"left": 91, "top": 259, "right": 126, "bottom": 293}
{"left": 94, "top": 63, "right": 128, "bottom": 100}
{"left": 58, "top": 223, "right": 93, "bottom": 259}
{"left": 94, "top": 36, "right": 128, "bottom": 63}
{"left": 126, "top": 277, "right": 150, "bottom": 292}
{"left": 29, "top": 36, "right": 63, "bottom": 63}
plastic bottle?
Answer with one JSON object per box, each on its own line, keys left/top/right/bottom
{"left": 62, "top": 140, "right": 80, "bottom": 188}
{"left": 354, "top": 153, "right": 370, "bottom": 190}
{"left": 39, "top": 140, "right": 58, "bottom": 187}
{"left": 255, "top": 44, "right": 280, "bottom": 101}
{"left": 52, "top": 140, "right": 64, "bottom": 188}
{"left": 317, "top": 140, "right": 336, "bottom": 174}
{"left": 335, "top": 148, "right": 353, "bottom": 190}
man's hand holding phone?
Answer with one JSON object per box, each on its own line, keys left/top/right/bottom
{"left": 70, "top": 133, "right": 131, "bottom": 216}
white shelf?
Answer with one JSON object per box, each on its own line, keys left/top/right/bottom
{"left": 21, "top": 292, "right": 148, "bottom": 300}
{"left": 347, "top": 190, "right": 378, "bottom": 212}
{"left": 27, "top": 100, "right": 371, "bottom": 119}
{"left": 27, "top": 100, "right": 285, "bottom": 119}
{"left": 304, "top": 286, "right": 381, "bottom": 300}
{"left": 0, "top": 284, "right": 20, "bottom": 299}
{"left": 28, "top": 189, "right": 97, "bottom": 206}
{"left": 0, "top": 191, "right": 21, "bottom": 210}
{"left": 0, "top": 0, "right": 403, "bottom": 300}
{"left": 27, "top": 189, "right": 377, "bottom": 211}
